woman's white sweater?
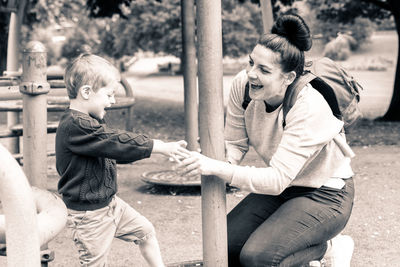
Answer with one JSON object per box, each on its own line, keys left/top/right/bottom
{"left": 225, "top": 70, "right": 354, "bottom": 195}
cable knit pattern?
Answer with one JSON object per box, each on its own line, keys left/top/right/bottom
{"left": 56, "top": 109, "right": 153, "bottom": 211}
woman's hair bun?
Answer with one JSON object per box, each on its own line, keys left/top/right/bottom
{"left": 271, "top": 14, "right": 312, "bottom": 52}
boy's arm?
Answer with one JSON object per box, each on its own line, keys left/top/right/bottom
{"left": 67, "top": 117, "right": 154, "bottom": 162}
{"left": 66, "top": 116, "right": 189, "bottom": 162}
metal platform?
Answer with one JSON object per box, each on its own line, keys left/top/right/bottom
{"left": 142, "top": 170, "right": 201, "bottom": 186}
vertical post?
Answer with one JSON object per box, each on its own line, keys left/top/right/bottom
{"left": 197, "top": 0, "right": 227, "bottom": 266}
{"left": 181, "top": 0, "right": 199, "bottom": 151}
{"left": 260, "top": 0, "right": 274, "bottom": 34}
{"left": 19, "top": 41, "right": 50, "bottom": 189}
{"left": 5, "top": 11, "right": 21, "bottom": 154}
{"left": 6, "top": 12, "right": 19, "bottom": 72}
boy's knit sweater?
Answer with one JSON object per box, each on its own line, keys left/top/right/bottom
{"left": 224, "top": 70, "right": 354, "bottom": 195}
{"left": 56, "top": 109, "right": 154, "bottom": 211}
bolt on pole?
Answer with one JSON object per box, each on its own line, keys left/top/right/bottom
{"left": 196, "top": 0, "right": 228, "bottom": 266}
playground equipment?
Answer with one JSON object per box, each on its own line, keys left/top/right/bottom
{"left": 0, "top": 143, "right": 67, "bottom": 267}
{"left": 0, "top": 63, "right": 136, "bottom": 165}
{"left": 196, "top": 0, "right": 228, "bottom": 266}
{"left": 151, "top": 1, "right": 274, "bottom": 266}
{"left": 0, "top": 41, "right": 68, "bottom": 266}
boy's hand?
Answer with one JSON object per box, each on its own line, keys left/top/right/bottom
{"left": 152, "top": 140, "right": 190, "bottom": 161}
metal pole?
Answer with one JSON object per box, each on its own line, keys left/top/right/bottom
{"left": 196, "top": 0, "right": 227, "bottom": 266}
{"left": 5, "top": 11, "right": 20, "bottom": 154}
{"left": 20, "top": 41, "right": 50, "bottom": 189}
{"left": 181, "top": 0, "right": 199, "bottom": 151}
{"left": 260, "top": 0, "right": 274, "bottom": 34}
{"left": 6, "top": 12, "right": 19, "bottom": 72}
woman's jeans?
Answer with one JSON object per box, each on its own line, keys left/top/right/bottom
{"left": 227, "top": 178, "right": 354, "bottom": 267}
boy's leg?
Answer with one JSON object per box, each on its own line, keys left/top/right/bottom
{"left": 67, "top": 203, "right": 118, "bottom": 266}
{"left": 138, "top": 235, "right": 164, "bottom": 267}
{"left": 113, "top": 196, "right": 164, "bottom": 267}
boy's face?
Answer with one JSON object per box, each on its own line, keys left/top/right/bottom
{"left": 87, "top": 82, "right": 117, "bottom": 120}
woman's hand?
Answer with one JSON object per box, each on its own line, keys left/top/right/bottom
{"left": 174, "top": 152, "right": 211, "bottom": 177}
{"left": 175, "top": 152, "right": 235, "bottom": 183}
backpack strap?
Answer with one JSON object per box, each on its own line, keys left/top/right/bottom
{"left": 282, "top": 72, "right": 316, "bottom": 127}
{"left": 242, "top": 82, "right": 252, "bottom": 110}
{"left": 243, "top": 71, "right": 343, "bottom": 128}
{"left": 309, "top": 77, "right": 342, "bottom": 120}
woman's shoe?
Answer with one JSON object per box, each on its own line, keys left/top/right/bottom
{"left": 321, "top": 234, "right": 354, "bottom": 267}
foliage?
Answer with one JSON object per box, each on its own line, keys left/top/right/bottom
{"left": 306, "top": 0, "right": 392, "bottom": 24}
{"left": 313, "top": 16, "right": 376, "bottom": 50}
{"left": 305, "top": 0, "right": 382, "bottom": 49}
{"left": 94, "top": 0, "right": 264, "bottom": 59}
{"left": 96, "top": 0, "right": 182, "bottom": 59}
{"left": 222, "top": 1, "right": 263, "bottom": 57}
{"left": 322, "top": 34, "right": 352, "bottom": 61}
{"left": 86, "top": 0, "right": 131, "bottom": 17}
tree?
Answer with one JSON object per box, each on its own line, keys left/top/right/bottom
{"left": 92, "top": 0, "right": 263, "bottom": 59}
{"left": 0, "top": 0, "right": 89, "bottom": 74}
{"left": 360, "top": 0, "right": 399, "bottom": 121}
{"left": 304, "top": 0, "right": 399, "bottom": 120}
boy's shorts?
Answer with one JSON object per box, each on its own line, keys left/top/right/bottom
{"left": 67, "top": 196, "right": 155, "bottom": 266}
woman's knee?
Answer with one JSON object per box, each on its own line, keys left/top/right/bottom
{"left": 240, "top": 245, "right": 276, "bottom": 267}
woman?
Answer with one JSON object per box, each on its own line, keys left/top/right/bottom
{"left": 177, "top": 14, "right": 355, "bottom": 267}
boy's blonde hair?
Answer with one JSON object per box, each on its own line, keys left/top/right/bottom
{"left": 64, "top": 54, "right": 120, "bottom": 99}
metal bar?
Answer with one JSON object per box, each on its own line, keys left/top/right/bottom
{"left": 260, "top": 0, "right": 274, "bottom": 34}
{"left": 20, "top": 41, "right": 50, "bottom": 189}
{"left": 196, "top": 0, "right": 227, "bottom": 266}
{"left": 5, "top": 11, "right": 21, "bottom": 155}
{"left": 181, "top": 0, "right": 199, "bottom": 151}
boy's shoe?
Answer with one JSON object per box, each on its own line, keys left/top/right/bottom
{"left": 321, "top": 234, "right": 354, "bottom": 267}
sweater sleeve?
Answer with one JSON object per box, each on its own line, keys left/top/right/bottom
{"left": 224, "top": 70, "right": 250, "bottom": 165}
{"left": 66, "top": 115, "right": 154, "bottom": 162}
{"left": 230, "top": 84, "right": 344, "bottom": 195}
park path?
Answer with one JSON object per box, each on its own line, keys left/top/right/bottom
{"left": 125, "top": 30, "right": 398, "bottom": 120}
{"left": 126, "top": 65, "right": 395, "bottom": 120}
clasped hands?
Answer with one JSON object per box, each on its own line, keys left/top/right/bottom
{"left": 165, "top": 140, "right": 215, "bottom": 177}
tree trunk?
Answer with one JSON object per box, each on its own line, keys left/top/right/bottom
{"left": 0, "top": 13, "right": 10, "bottom": 75}
{"left": 381, "top": 0, "right": 400, "bottom": 120}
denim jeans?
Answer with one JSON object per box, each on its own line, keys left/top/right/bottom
{"left": 227, "top": 178, "right": 354, "bottom": 267}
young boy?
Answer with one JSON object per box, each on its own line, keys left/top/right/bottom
{"left": 56, "top": 53, "right": 189, "bottom": 267}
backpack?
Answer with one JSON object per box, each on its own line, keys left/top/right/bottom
{"left": 242, "top": 57, "right": 363, "bottom": 132}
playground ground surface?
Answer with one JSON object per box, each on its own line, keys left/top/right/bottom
{"left": 0, "top": 30, "right": 399, "bottom": 266}
{"left": 41, "top": 108, "right": 400, "bottom": 267}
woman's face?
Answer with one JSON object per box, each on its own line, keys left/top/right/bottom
{"left": 246, "top": 44, "right": 293, "bottom": 108}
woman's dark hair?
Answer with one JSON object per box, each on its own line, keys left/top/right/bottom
{"left": 258, "top": 13, "right": 312, "bottom": 77}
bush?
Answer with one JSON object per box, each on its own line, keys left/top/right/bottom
{"left": 346, "top": 17, "right": 376, "bottom": 50}
{"left": 315, "top": 17, "right": 376, "bottom": 52}
{"left": 26, "top": 26, "right": 62, "bottom": 66}
{"left": 323, "top": 34, "right": 352, "bottom": 61}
